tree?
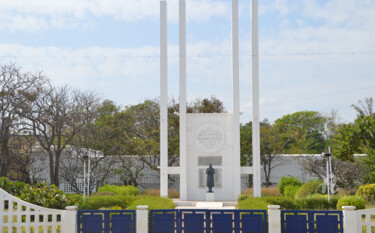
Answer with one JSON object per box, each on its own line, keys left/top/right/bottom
{"left": 19, "top": 84, "right": 100, "bottom": 187}
{"left": 0, "top": 64, "right": 45, "bottom": 177}
{"left": 274, "top": 111, "right": 327, "bottom": 153}
{"left": 94, "top": 97, "right": 226, "bottom": 181}
{"left": 333, "top": 97, "right": 375, "bottom": 182}
{"left": 301, "top": 155, "right": 367, "bottom": 190}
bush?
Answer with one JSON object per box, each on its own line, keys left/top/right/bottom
{"left": 337, "top": 196, "right": 366, "bottom": 210}
{"left": 81, "top": 195, "right": 136, "bottom": 210}
{"left": 237, "top": 197, "right": 269, "bottom": 210}
{"left": 295, "top": 180, "right": 323, "bottom": 199}
{"left": 278, "top": 176, "right": 302, "bottom": 195}
{"left": 262, "top": 196, "right": 299, "bottom": 210}
{"left": 296, "top": 194, "right": 339, "bottom": 210}
{"left": 0, "top": 177, "right": 76, "bottom": 209}
{"left": 284, "top": 185, "right": 300, "bottom": 199}
{"left": 126, "top": 196, "right": 175, "bottom": 210}
{"left": 356, "top": 184, "right": 375, "bottom": 201}
{"left": 98, "top": 185, "right": 139, "bottom": 196}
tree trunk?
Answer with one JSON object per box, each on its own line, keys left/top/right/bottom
{"left": 0, "top": 143, "right": 10, "bottom": 177}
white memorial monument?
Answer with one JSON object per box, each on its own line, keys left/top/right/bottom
{"left": 159, "top": 0, "right": 261, "bottom": 201}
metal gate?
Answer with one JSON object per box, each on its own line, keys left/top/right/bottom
{"left": 77, "top": 210, "right": 136, "bottom": 233}
{"left": 150, "top": 209, "right": 268, "bottom": 233}
{"left": 281, "top": 210, "right": 343, "bottom": 233}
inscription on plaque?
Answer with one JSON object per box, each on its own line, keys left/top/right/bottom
{"left": 199, "top": 168, "right": 222, "bottom": 188}
{"left": 195, "top": 123, "right": 224, "bottom": 153}
{"left": 198, "top": 156, "right": 222, "bottom": 166}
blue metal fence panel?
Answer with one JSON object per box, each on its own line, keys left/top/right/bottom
{"left": 238, "top": 210, "right": 268, "bottom": 233}
{"left": 180, "top": 210, "right": 208, "bottom": 233}
{"left": 281, "top": 210, "right": 343, "bottom": 233}
{"left": 77, "top": 210, "right": 136, "bottom": 233}
{"left": 151, "top": 209, "right": 267, "bottom": 233}
{"left": 150, "top": 210, "right": 179, "bottom": 233}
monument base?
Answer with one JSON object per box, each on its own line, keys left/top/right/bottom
{"left": 206, "top": 192, "right": 215, "bottom": 202}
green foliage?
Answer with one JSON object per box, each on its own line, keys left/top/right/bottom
{"left": 274, "top": 111, "right": 327, "bottom": 153}
{"left": 295, "top": 180, "right": 323, "bottom": 199}
{"left": 278, "top": 176, "right": 302, "bottom": 195}
{"left": 356, "top": 184, "right": 375, "bottom": 200}
{"left": 97, "top": 184, "right": 139, "bottom": 196}
{"left": 284, "top": 185, "right": 300, "bottom": 199}
{"left": 337, "top": 196, "right": 366, "bottom": 210}
{"left": 126, "top": 196, "right": 175, "bottom": 210}
{"left": 80, "top": 195, "right": 136, "bottom": 210}
{"left": 262, "top": 196, "right": 299, "bottom": 210}
{"left": 296, "top": 194, "right": 338, "bottom": 210}
{"left": 0, "top": 177, "right": 76, "bottom": 209}
{"left": 236, "top": 197, "right": 269, "bottom": 210}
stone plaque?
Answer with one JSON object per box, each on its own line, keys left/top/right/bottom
{"left": 195, "top": 123, "right": 224, "bottom": 153}
{"left": 198, "top": 156, "right": 222, "bottom": 166}
{"left": 199, "top": 168, "right": 222, "bottom": 188}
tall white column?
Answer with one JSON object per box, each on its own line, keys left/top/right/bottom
{"left": 179, "top": 0, "right": 188, "bottom": 201}
{"left": 251, "top": 0, "right": 261, "bottom": 197}
{"left": 160, "top": 0, "right": 168, "bottom": 197}
{"left": 232, "top": 0, "right": 241, "bottom": 199}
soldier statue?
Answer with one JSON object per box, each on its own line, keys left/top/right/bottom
{"left": 206, "top": 164, "right": 215, "bottom": 193}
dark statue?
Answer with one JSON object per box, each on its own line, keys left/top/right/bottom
{"left": 206, "top": 164, "right": 215, "bottom": 193}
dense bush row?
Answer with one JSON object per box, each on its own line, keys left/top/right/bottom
{"left": 0, "top": 177, "right": 78, "bottom": 209}
{"left": 0, "top": 177, "right": 175, "bottom": 210}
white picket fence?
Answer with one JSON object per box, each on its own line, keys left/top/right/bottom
{"left": 357, "top": 208, "right": 375, "bottom": 233}
{"left": 0, "top": 188, "right": 76, "bottom": 233}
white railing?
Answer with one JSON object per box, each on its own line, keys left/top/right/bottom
{"left": 0, "top": 188, "right": 76, "bottom": 233}
{"left": 357, "top": 208, "right": 375, "bottom": 233}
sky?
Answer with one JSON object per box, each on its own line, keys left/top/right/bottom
{"left": 0, "top": 0, "right": 374, "bottom": 124}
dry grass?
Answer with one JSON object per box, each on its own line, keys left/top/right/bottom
{"left": 242, "top": 187, "right": 282, "bottom": 197}
{"left": 141, "top": 189, "right": 180, "bottom": 198}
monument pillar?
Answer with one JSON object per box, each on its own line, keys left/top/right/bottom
{"left": 232, "top": 0, "right": 241, "bottom": 199}
{"left": 179, "top": 0, "right": 188, "bottom": 201}
{"left": 251, "top": 0, "right": 261, "bottom": 197}
{"left": 160, "top": 0, "right": 168, "bottom": 197}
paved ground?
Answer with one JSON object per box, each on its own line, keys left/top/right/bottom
{"left": 173, "top": 200, "right": 237, "bottom": 209}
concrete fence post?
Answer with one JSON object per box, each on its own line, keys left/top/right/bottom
{"left": 342, "top": 206, "right": 357, "bottom": 233}
{"left": 63, "top": 206, "right": 78, "bottom": 233}
{"left": 137, "top": 205, "right": 149, "bottom": 233}
{"left": 268, "top": 205, "right": 281, "bottom": 233}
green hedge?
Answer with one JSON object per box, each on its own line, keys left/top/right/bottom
{"left": 80, "top": 195, "right": 136, "bottom": 210}
{"left": 0, "top": 177, "right": 76, "bottom": 209}
{"left": 337, "top": 196, "right": 366, "bottom": 210}
{"left": 97, "top": 184, "right": 139, "bottom": 196}
{"left": 296, "top": 194, "right": 338, "bottom": 210}
{"left": 295, "top": 180, "right": 323, "bottom": 199}
{"left": 284, "top": 185, "right": 300, "bottom": 199}
{"left": 278, "top": 176, "right": 302, "bottom": 195}
{"left": 126, "top": 196, "right": 175, "bottom": 210}
{"left": 262, "top": 196, "right": 299, "bottom": 210}
{"left": 356, "top": 184, "right": 375, "bottom": 201}
{"left": 238, "top": 195, "right": 340, "bottom": 210}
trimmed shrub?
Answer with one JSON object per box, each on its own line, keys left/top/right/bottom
{"left": 278, "top": 176, "right": 302, "bottom": 195}
{"left": 97, "top": 185, "right": 139, "bottom": 196}
{"left": 284, "top": 185, "right": 300, "bottom": 199}
{"left": 337, "top": 196, "right": 366, "bottom": 210}
{"left": 237, "top": 197, "right": 269, "bottom": 210}
{"left": 356, "top": 184, "right": 375, "bottom": 201}
{"left": 0, "top": 177, "right": 76, "bottom": 209}
{"left": 295, "top": 180, "right": 323, "bottom": 199}
{"left": 81, "top": 195, "right": 136, "bottom": 210}
{"left": 141, "top": 189, "right": 180, "bottom": 198}
{"left": 127, "top": 196, "right": 175, "bottom": 210}
{"left": 296, "top": 194, "right": 339, "bottom": 210}
{"left": 262, "top": 196, "right": 298, "bottom": 210}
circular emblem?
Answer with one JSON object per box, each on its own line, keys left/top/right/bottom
{"left": 195, "top": 123, "right": 224, "bottom": 153}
